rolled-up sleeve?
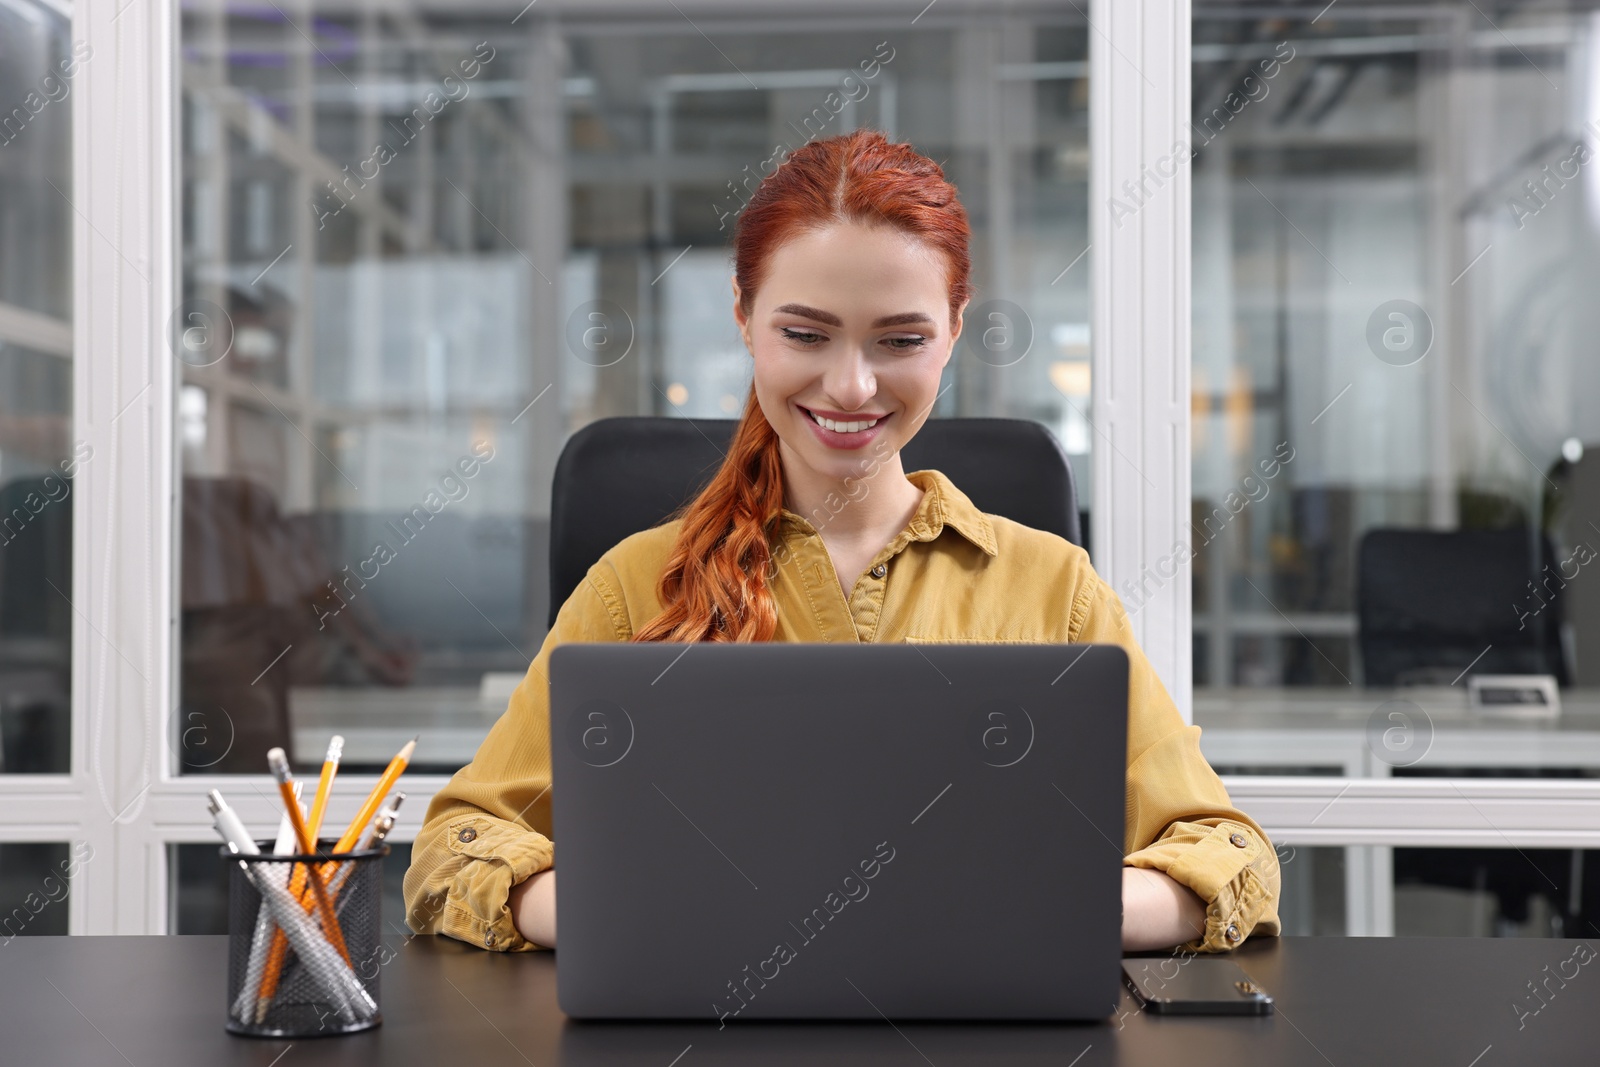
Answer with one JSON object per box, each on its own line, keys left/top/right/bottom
{"left": 402, "top": 563, "right": 632, "bottom": 951}
{"left": 1070, "top": 573, "right": 1282, "bottom": 953}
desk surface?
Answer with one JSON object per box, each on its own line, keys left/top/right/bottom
{"left": 4, "top": 934, "right": 1596, "bottom": 1065}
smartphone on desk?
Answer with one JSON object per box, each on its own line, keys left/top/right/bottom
{"left": 1122, "top": 957, "right": 1274, "bottom": 1015}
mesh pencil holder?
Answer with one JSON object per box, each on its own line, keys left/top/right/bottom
{"left": 223, "top": 840, "right": 389, "bottom": 1038}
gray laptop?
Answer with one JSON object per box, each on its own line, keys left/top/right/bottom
{"left": 549, "top": 642, "right": 1129, "bottom": 1022}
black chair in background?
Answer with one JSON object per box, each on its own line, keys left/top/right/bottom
{"left": 1357, "top": 526, "right": 1569, "bottom": 687}
{"left": 1359, "top": 525, "right": 1583, "bottom": 935}
{"left": 547, "top": 416, "right": 1080, "bottom": 629}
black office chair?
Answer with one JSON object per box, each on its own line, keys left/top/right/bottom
{"left": 1359, "top": 525, "right": 1584, "bottom": 934}
{"left": 548, "top": 416, "right": 1080, "bottom": 629}
{"left": 1357, "top": 526, "right": 1569, "bottom": 687}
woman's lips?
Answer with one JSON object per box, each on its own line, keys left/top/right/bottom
{"left": 799, "top": 405, "right": 890, "bottom": 450}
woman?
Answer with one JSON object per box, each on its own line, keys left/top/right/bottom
{"left": 403, "top": 128, "right": 1280, "bottom": 956}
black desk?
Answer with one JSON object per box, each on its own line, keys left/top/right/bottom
{"left": 4, "top": 934, "right": 1596, "bottom": 1065}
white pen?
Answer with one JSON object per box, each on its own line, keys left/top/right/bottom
{"left": 208, "top": 788, "right": 256, "bottom": 856}
{"left": 222, "top": 839, "right": 360, "bottom": 1022}
{"left": 207, "top": 790, "right": 353, "bottom": 1015}
{"left": 207, "top": 789, "right": 350, "bottom": 1018}
{"left": 208, "top": 790, "right": 373, "bottom": 1021}
{"left": 232, "top": 782, "right": 303, "bottom": 1021}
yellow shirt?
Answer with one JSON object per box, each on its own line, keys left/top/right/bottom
{"left": 403, "top": 467, "right": 1281, "bottom": 954}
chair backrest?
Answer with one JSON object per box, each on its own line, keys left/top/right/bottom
{"left": 1357, "top": 526, "right": 1568, "bottom": 686}
{"left": 548, "top": 416, "right": 1080, "bottom": 629}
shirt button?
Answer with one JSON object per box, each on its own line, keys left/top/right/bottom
{"left": 1229, "top": 832, "right": 1248, "bottom": 848}
{"left": 1225, "top": 923, "right": 1242, "bottom": 944}
{"left": 458, "top": 827, "right": 477, "bottom": 843}
{"left": 484, "top": 930, "right": 496, "bottom": 948}
{"left": 871, "top": 563, "right": 887, "bottom": 578}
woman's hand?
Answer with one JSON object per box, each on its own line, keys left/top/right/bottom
{"left": 1121, "top": 866, "right": 1207, "bottom": 952}
{"left": 509, "top": 868, "right": 557, "bottom": 948}
{"left": 510, "top": 866, "right": 1199, "bottom": 952}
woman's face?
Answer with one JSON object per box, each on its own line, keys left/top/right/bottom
{"left": 733, "top": 220, "right": 965, "bottom": 489}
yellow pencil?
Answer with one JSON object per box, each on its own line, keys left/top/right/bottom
{"left": 306, "top": 734, "right": 344, "bottom": 844}
{"left": 332, "top": 737, "right": 415, "bottom": 854}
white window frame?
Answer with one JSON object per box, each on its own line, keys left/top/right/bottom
{"left": 0, "top": 0, "right": 1596, "bottom": 936}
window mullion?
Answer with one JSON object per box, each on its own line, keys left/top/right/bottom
{"left": 1090, "top": 0, "right": 1194, "bottom": 721}
{"left": 71, "top": 0, "right": 179, "bottom": 935}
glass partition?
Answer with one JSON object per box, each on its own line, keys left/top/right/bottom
{"left": 0, "top": 0, "right": 74, "bottom": 775}
{"left": 0, "top": 842, "right": 73, "bottom": 937}
{"left": 175, "top": 2, "right": 1092, "bottom": 775}
{"left": 1192, "top": 0, "right": 1600, "bottom": 936}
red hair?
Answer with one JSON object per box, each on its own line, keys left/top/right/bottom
{"left": 631, "top": 128, "right": 973, "bottom": 643}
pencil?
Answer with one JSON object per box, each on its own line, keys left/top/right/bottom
{"left": 267, "top": 748, "right": 352, "bottom": 966}
{"left": 306, "top": 734, "right": 344, "bottom": 844}
{"left": 276, "top": 791, "right": 410, "bottom": 995}
{"left": 309, "top": 736, "right": 416, "bottom": 884}
{"left": 335, "top": 737, "right": 416, "bottom": 853}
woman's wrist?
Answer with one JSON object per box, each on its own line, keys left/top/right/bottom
{"left": 1121, "top": 866, "right": 1207, "bottom": 952}
{"left": 509, "top": 867, "right": 557, "bottom": 948}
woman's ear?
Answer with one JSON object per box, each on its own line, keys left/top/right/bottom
{"left": 945, "top": 298, "right": 971, "bottom": 362}
{"left": 731, "top": 276, "right": 753, "bottom": 353}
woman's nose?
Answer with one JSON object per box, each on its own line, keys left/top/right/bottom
{"left": 822, "top": 345, "right": 877, "bottom": 409}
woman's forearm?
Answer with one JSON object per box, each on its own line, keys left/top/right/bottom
{"left": 509, "top": 868, "right": 557, "bottom": 948}
{"left": 1121, "top": 866, "right": 1207, "bottom": 952}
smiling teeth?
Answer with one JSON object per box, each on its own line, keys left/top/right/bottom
{"left": 809, "top": 410, "right": 882, "bottom": 433}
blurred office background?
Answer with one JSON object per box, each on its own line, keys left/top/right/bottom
{"left": 1188, "top": 0, "right": 1600, "bottom": 940}
{"left": 163, "top": 1, "right": 1092, "bottom": 784}
{"left": 4, "top": 0, "right": 1600, "bottom": 941}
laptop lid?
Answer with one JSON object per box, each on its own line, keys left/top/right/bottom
{"left": 550, "top": 642, "right": 1129, "bottom": 1022}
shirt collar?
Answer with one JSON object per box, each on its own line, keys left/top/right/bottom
{"left": 904, "top": 468, "right": 999, "bottom": 556}
{"left": 778, "top": 468, "right": 999, "bottom": 558}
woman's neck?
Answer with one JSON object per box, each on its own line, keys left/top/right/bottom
{"left": 777, "top": 442, "right": 924, "bottom": 547}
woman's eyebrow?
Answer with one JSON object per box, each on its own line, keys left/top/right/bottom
{"left": 772, "top": 303, "right": 935, "bottom": 329}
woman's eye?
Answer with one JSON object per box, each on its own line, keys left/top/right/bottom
{"left": 777, "top": 329, "right": 926, "bottom": 350}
